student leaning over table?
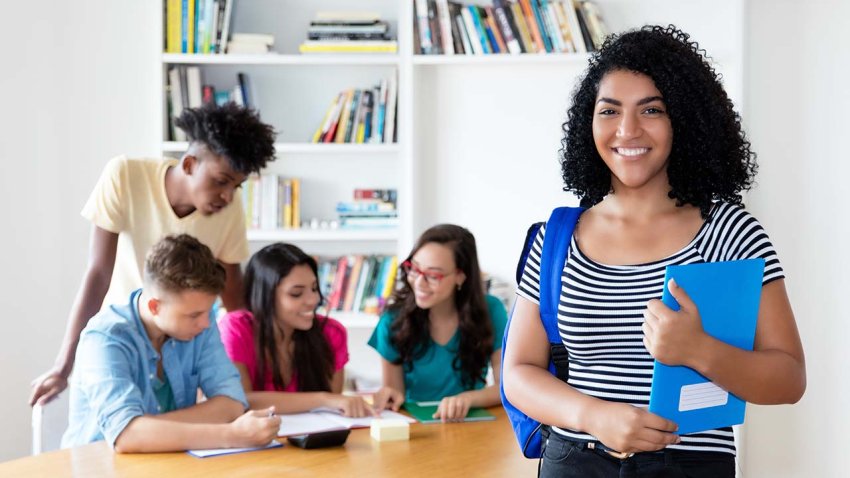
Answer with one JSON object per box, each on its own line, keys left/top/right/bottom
{"left": 218, "top": 243, "right": 373, "bottom": 418}
{"left": 369, "top": 224, "right": 508, "bottom": 422}
{"left": 62, "top": 234, "right": 280, "bottom": 453}
{"left": 30, "top": 102, "right": 277, "bottom": 407}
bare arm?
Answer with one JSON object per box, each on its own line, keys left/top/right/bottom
{"left": 373, "top": 359, "right": 406, "bottom": 411}
{"left": 220, "top": 262, "right": 244, "bottom": 312}
{"left": 235, "top": 364, "right": 372, "bottom": 417}
{"left": 30, "top": 226, "right": 118, "bottom": 406}
{"left": 644, "top": 279, "right": 806, "bottom": 404}
{"left": 156, "top": 395, "right": 243, "bottom": 424}
{"left": 433, "top": 350, "right": 503, "bottom": 421}
{"left": 504, "top": 296, "right": 679, "bottom": 453}
{"left": 113, "top": 408, "right": 280, "bottom": 453}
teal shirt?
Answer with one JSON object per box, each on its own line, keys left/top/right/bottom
{"left": 368, "top": 295, "right": 508, "bottom": 402}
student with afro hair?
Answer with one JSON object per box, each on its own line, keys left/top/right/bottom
{"left": 31, "top": 103, "right": 277, "bottom": 407}
{"left": 503, "top": 25, "right": 805, "bottom": 477}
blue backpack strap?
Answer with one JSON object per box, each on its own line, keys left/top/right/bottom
{"left": 538, "top": 207, "right": 583, "bottom": 344}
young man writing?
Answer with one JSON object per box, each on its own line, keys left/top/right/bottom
{"left": 62, "top": 234, "right": 281, "bottom": 452}
{"left": 31, "top": 103, "right": 276, "bottom": 406}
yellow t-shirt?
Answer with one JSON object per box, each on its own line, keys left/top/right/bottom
{"left": 81, "top": 156, "right": 249, "bottom": 308}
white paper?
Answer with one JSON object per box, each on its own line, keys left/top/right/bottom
{"left": 187, "top": 440, "right": 282, "bottom": 458}
{"left": 678, "top": 382, "right": 729, "bottom": 412}
{"left": 278, "top": 409, "right": 415, "bottom": 437}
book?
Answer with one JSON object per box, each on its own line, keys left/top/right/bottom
{"left": 560, "top": 0, "right": 587, "bottom": 53}
{"left": 298, "top": 40, "right": 398, "bottom": 53}
{"left": 403, "top": 402, "right": 496, "bottom": 424}
{"left": 648, "top": 259, "right": 765, "bottom": 435}
{"left": 278, "top": 408, "right": 415, "bottom": 437}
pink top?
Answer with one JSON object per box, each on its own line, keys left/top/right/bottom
{"left": 218, "top": 310, "right": 349, "bottom": 392}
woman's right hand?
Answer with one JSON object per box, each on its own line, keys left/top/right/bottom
{"left": 587, "top": 402, "right": 680, "bottom": 454}
{"left": 325, "top": 394, "right": 375, "bottom": 418}
{"left": 372, "top": 386, "right": 404, "bottom": 412}
{"left": 227, "top": 407, "right": 281, "bottom": 448}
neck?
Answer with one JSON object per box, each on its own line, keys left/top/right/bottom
{"left": 138, "top": 290, "right": 167, "bottom": 352}
{"left": 164, "top": 161, "right": 196, "bottom": 218}
{"left": 605, "top": 175, "right": 679, "bottom": 222}
{"left": 274, "top": 320, "right": 295, "bottom": 350}
{"left": 427, "top": 297, "right": 458, "bottom": 323}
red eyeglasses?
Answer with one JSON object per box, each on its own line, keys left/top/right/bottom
{"left": 400, "top": 260, "right": 456, "bottom": 286}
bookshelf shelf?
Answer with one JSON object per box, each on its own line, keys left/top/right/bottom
{"left": 162, "top": 142, "right": 400, "bottom": 154}
{"left": 162, "top": 53, "right": 401, "bottom": 67}
{"left": 329, "top": 311, "right": 380, "bottom": 329}
{"left": 247, "top": 228, "right": 399, "bottom": 243}
{"left": 411, "top": 53, "right": 592, "bottom": 66}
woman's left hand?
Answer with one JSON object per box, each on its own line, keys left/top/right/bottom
{"left": 432, "top": 393, "right": 472, "bottom": 423}
{"left": 642, "top": 278, "right": 710, "bottom": 367}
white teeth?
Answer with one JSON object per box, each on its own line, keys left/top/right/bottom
{"left": 615, "top": 147, "right": 648, "bottom": 156}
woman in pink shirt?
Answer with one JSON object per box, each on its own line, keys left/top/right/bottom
{"left": 219, "top": 243, "right": 372, "bottom": 417}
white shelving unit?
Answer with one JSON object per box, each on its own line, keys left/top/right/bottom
{"left": 157, "top": 0, "right": 744, "bottom": 391}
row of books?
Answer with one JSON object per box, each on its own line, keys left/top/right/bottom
{"left": 337, "top": 189, "right": 398, "bottom": 229}
{"left": 164, "top": 0, "right": 234, "bottom": 54}
{"left": 167, "top": 66, "right": 256, "bottom": 141}
{"left": 312, "top": 75, "right": 398, "bottom": 144}
{"left": 414, "top": 0, "right": 607, "bottom": 55}
{"left": 299, "top": 12, "right": 398, "bottom": 54}
{"left": 242, "top": 175, "right": 301, "bottom": 230}
{"left": 318, "top": 255, "right": 399, "bottom": 315}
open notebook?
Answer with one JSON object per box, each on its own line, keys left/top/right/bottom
{"left": 403, "top": 402, "right": 495, "bottom": 424}
{"left": 278, "top": 408, "right": 415, "bottom": 437}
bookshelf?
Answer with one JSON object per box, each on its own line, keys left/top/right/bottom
{"left": 157, "top": 0, "right": 744, "bottom": 390}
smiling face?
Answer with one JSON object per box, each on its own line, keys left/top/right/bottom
{"left": 273, "top": 264, "right": 321, "bottom": 333}
{"left": 183, "top": 146, "right": 247, "bottom": 215}
{"left": 405, "top": 242, "right": 466, "bottom": 311}
{"left": 592, "top": 70, "right": 673, "bottom": 194}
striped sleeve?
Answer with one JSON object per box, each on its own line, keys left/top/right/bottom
{"left": 516, "top": 224, "right": 546, "bottom": 304}
{"left": 703, "top": 203, "right": 785, "bottom": 285}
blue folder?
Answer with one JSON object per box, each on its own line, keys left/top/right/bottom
{"left": 648, "top": 259, "right": 765, "bottom": 435}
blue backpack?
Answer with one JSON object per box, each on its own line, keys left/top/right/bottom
{"left": 499, "top": 206, "right": 584, "bottom": 458}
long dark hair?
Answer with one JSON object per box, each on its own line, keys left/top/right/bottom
{"left": 243, "top": 243, "right": 333, "bottom": 392}
{"left": 387, "top": 224, "right": 492, "bottom": 389}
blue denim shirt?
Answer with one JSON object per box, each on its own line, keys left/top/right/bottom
{"left": 62, "top": 289, "right": 248, "bottom": 448}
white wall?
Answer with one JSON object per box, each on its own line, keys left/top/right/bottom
{"left": 0, "top": 2, "right": 158, "bottom": 461}
{"left": 744, "top": 1, "right": 849, "bottom": 476}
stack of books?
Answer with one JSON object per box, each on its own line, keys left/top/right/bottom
{"left": 167, "top": 67, "right": 256, "bottom": 140}
{"left": 414, "top": 0, "right": 607, "bottom": 55}
{"left": 318, "top": 255, "right": 399, "bottom": 315}
{"left": 337, "top": 189, "right": 398, "bottom": 229}
{"left": 241, "top": 174, "right": 301, "bottom": 230}
{"left": 299, "top": 12, "right": 398, "bottom": 53}
{"left": 311, "top": 74, "right": 398, "bottom": 144}
{"left": 164, "top": 0, "right": 235, "bottom": 54}
{"left": 226, "top": 33, "right": 275, "bottom": 54}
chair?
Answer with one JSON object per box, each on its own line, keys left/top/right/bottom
{"left": 31, "top": 391, "right": 70, "bottom": 455}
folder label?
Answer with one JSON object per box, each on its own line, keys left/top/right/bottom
{"left": 678, "top": 382, "right": 729, "bottom": 412}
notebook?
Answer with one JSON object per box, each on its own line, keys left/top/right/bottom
{"left": 277, "top": 408, "right": 415, "bottom": 437}
{"left": 403, "top": 401, "right": 496, "bottom": 424}
{"left": 648, "top": 259, "right": 765, "bottom": 435}
{"left": 187, "top": 440, "right": 283, "bottom": 458}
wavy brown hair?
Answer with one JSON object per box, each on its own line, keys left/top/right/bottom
{"left": 243, "top": 243, "right": 333, "bottom": 392}
{"left": 387, "top": 224, "right": 492, "bottom": 389}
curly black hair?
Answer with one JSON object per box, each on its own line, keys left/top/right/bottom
{"left": 560, "top": 25, "right": 756, "bottom": 217}
{"left": 174, "top": 102, "right": 276, "bottom": 175}
{"left": 387, "top": 224, "right": 493, "bottom": 391}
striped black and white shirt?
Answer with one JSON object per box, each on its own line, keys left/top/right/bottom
{"left": 516, "top": 202, "right": 784, "bottom": 455}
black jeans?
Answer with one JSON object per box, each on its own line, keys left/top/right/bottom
{"left": 539, "top": 432, "right": 735, "bottom": 478}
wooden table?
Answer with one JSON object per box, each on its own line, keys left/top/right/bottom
{"left": 0, "top": 408, "right": 537, "bottom": 477}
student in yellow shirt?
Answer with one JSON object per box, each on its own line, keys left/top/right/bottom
{"left": 30, "top": 103, "right": 277, "bottom": 407}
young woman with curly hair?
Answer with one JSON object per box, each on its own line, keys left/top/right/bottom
{"left": 503, "top": 25, "right": 805, "bottom": 477}
{"left": 369, "top": 224, "right": 508, "bottom": 422}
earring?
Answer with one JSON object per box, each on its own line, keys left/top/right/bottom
{"left": 457, "top": 283, "right": 462, "bottom": 291}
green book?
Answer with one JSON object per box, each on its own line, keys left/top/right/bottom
{"left": 403, "top": 401, "right": 496, "bottom": 424}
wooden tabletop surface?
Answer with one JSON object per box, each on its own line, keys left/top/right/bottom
{"left": 0, "top": 407, "right": 537, "bottom": 477}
